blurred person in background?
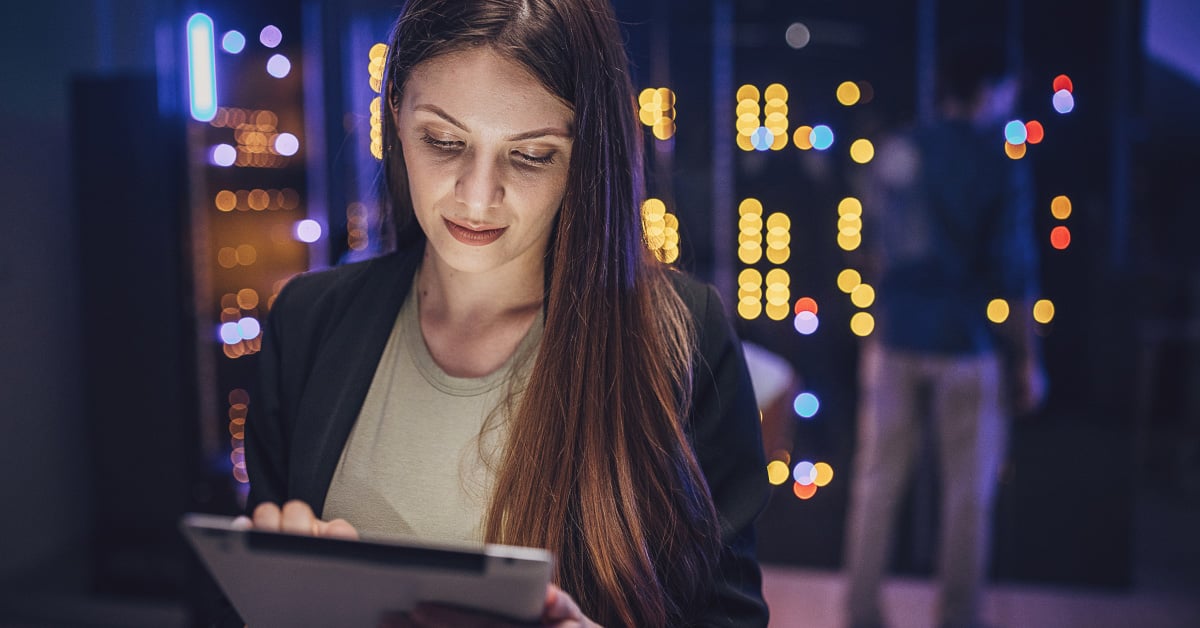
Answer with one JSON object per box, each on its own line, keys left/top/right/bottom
{"left": 841, "top": 45, "right": 1046, "bottom": 628}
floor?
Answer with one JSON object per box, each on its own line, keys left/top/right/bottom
{"left": 761, "top": 488, "right": 1200, "bottom": 628}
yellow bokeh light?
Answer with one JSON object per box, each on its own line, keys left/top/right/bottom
{"left": 736, "top": 133, "right": 754, "bottom": 151}
{"left": 766, "top": 212, "right": 791, "bottom": 229}
{"left": 235, "top": 244, "right": 257, "bottom": 266}
{"left": 736, "top": 113, "right": 760, "bottom": 136}
{"left": 236, "top": 288, "right": 259, "bottom": 310}
{"left": 736, "top": 99, "right": 760, "bottom": 117}
{"left": 850, "top": 283, "right": 876, "bottom": 308}
{"left": 765, "top": 284, "right": 789, "bottom": 305}
{"left": 770, "top": 130, "right": 789, "bottom": 151}
{"left": 766, "top": 247, "right": 790, "bottom": 264}
{"left": 836, "top": 81, "right": 861, "bottom": 106}
{"left": 765, "top": 302, "right": 790, "bottom": 321}
{"left": 767, "top": 460, "right": 790, "bottom": 485}
{"left": 369, "top": 43, "right": 388, "bottom": 60}
{"left": 765, "top": 268, "right": 790, "bottom": 286}
{"left": 837, "top": 269, "right": 862, "bottom": 293}
{"left": 738, "top": 248, "right": 762, "bottom": 264}
{"left": 764, "top": 83, "right": 788, "bottom": 102}
{"left": 217, "top": 247, "right": 238, "bottom": 269}
{"left": 739, "top": 268, "right": 763, "bottom": 290}
{"left": 652, "top": 118, "right": 676, "bottom": 140}
{"left": 738, "top": 298, "right": 763, "bottom": 320}
{"left": 1033, "top": 299, "right": 1055, "bottom": 323}
{"left": 642, "top": 198, "right": 666, "bottom": 220}
{"left": 215, "top": 190, "right": 236, "bottom": 212}
{"left": 736, "top": 84, "right": 760, "bottom": 102}
{"left": 813, "top": 462, "right": 834, "bottom": 487}
{"left": 1051, "top": 195, "right": 1072, "bottom": 220}
{"left": 850, "top": 312, "right": 876, "bottom": 337}
{"left": 838, "top": 215, "right": 863, "bottom": 232}
{"left": 838, "top": 197, "right": 863, "bottom": 216}
{"left": 987, "top": 298, "right": 1010, "bottom": 323}
{"left": 850, "top": 139, "right": 875, "bottom": 164}
{"left": 739, "top": 198, "right": 764, "bottom": 216}
{"left": 838, "top": 232, "right": 862, "bottom": 251}
{"left": 793, "top": 125, "right": 814, "bottom": 150}
{"left": 1005, "top": 141, "right": 1027, "bottom": 160}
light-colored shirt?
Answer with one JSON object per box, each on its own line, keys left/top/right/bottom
{"left": 323, "top": 282, "right": 542, "bottom": 543}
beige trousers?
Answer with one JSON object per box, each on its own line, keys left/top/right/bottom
{"left": 843, "top": 342, "right": 1006, "bottom": 628}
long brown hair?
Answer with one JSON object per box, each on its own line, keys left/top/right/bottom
{"left": 380, "top": 1, "right": 722, "bottom": 624}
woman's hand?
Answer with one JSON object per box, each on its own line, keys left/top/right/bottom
{"left": 233, "top": 499, "right": 360, "bottom": 540}
{"left": 381, "top": 584, "right": 600, "bottom": 627}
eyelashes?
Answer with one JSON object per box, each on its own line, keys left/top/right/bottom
{"left": 418, "top": 133, "right": 556, "bottom": 166}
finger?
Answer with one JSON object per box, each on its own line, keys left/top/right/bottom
{"left": 318, "top": 518, "right": 360, "bottom": 540}
{"left": 542, "top": 585, "right": 583, "bottom": 622}
{"left": 252, "top": 502, "right": 282, "bottom": 531}
{"left": 280, "top": 499, "right": 318, "bottom": 536}
{"left": 231, "top": 515, "right": 252, "bottom": 530}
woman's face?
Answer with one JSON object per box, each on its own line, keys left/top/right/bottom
{"left": 394, "top": 47, "right": 574, "bottom": 277}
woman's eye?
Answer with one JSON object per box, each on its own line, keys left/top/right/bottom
{"left": 419, "top": 134, "right": 462, "bottom": 152}
{"left": 516, "top": 151, "right": 555, "bottom": 166}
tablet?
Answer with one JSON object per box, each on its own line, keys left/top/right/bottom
{"left": 181, "top": 513, "right": 554, "bottom": 627}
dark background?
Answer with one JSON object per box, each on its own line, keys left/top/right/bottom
{"left": 1, "top": 0, "right": 1198, "bottom": 625}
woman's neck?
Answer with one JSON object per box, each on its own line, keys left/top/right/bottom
{"left": 416, "top": 248, "right": 543, "bottom": 326}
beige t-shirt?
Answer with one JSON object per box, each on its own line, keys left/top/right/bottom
{"left": 322, "top": 283, "right": 542, "bottom": 543}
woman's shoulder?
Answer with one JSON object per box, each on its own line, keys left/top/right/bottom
{"left": 274, "top": 248, "right": 419, "bottom": 311}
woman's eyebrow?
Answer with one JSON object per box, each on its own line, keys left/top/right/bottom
{"left": 413, "top": 103, "right": 571, "bottom": 142}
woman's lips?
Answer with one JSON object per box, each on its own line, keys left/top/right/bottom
{"left": 443, "top": 218, "right": 506, "bottom": 246}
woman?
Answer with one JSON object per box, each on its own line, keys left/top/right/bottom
{"left": 239, "top": 0, "right": 769, "bottom": 625}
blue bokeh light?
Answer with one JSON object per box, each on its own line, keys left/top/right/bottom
{"left": 267, "top": 54, "right": 291, "bottom": 78}
{"left": 219, "top": 322, "right": 241, "bottom": 345}
{"left": 793, "top": 392, "right": 820, "bottom": 418}
{"left": 793, "top": 461, "right": 817, "bottom": 485}
{"left": 794, "top": 311, "right": 819, "bottom": 335}
{"left": 237, "top": 317, "right": 261, "bottom": 340}
{"left": 186, "top": 13, "right": 217, "bottom": 122}
{"left": 1004, "top": 120, "right": 1027, "bottom": 144}
{"left": 221, "top": 30, "right": 246, "bottom": 54}
{"left": 1053, "top": 89, "right": 1075, "bottom": 114}
{"left": 751, "top": 126, "right": 773, "bottom": 151}
{"left": 810, "top": 125, "right": 834, "bottom": 150}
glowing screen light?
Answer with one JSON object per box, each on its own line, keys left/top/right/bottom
{"left": 275, "top": 132, "right": 299, "bottom": 156}
{"left": 793, "top": 461, "right": 817, "bottom": 485}
{"left": 767, "top": 461, "right": 790, "bottom": 485}
{"left": 186, "top": 13, "right": 217, "bottom": 122}
{"left": 793, "top": 392, "right": 820, "bottom": 419}
{"left": 794, "top": 311, "right": 819, "bottom": 335}
{"left": 987, "top": 298, "right": 1010, "bottom": 323}
{"left": 260, "top": 25, "right": 283, "bottom": 48}
{"left": 810, "top": 125, "right": 834, "bottom": 150}
{"left": 1004, "top": 120, "right": 1028, "bottom": 145}
{"left": 222, "top": 30, "right": 246, "bottom": 54}
{"left": 1050, "top": 225, "right": 1071, "bottom": 250}
{"left": 1033, "top": 299, "right": 1056, "bottom": 324}
{"left": 295, "top": 219, "right": 323, "bottom": 243}
{"left": 1053, "top": 89, "right": 1075, "bottom": 114}
{"left": 1026, "top": 120, "right": 1045, "bottom": 144}
{"left": 267, "top": 54, "right": 292, "bottom": 78}
{"left": 210, "top": 144, "right": 236, "bottom": 167}
{"left": 1053, "top": 74, "right": 1074, "bottom": 93}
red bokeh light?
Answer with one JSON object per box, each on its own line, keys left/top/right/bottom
{"left": 1025, "top": 120, "right": 1045, "bottom": 144}
{"left": 1050, "top": 225, "right": 1071, "bottom": 250}
{"left": 793, "top": 482, "right": 818, "bottom": 500}
{"left": 794, "top": 297, "right": 818, "bottom": 315}
{"left": 1053, "top": 74, "right": 1074, "bottom": 93}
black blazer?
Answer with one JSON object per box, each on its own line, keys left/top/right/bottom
{"left": 242, "top": 245, "right": 770, "bottom": 626}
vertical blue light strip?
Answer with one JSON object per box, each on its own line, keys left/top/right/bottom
{"left": 187, "top": 13, "right": 217, "bottom": 121}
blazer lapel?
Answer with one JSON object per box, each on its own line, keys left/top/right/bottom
{"left": 290, "top": 247, "right": 422, "bottom": 516}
